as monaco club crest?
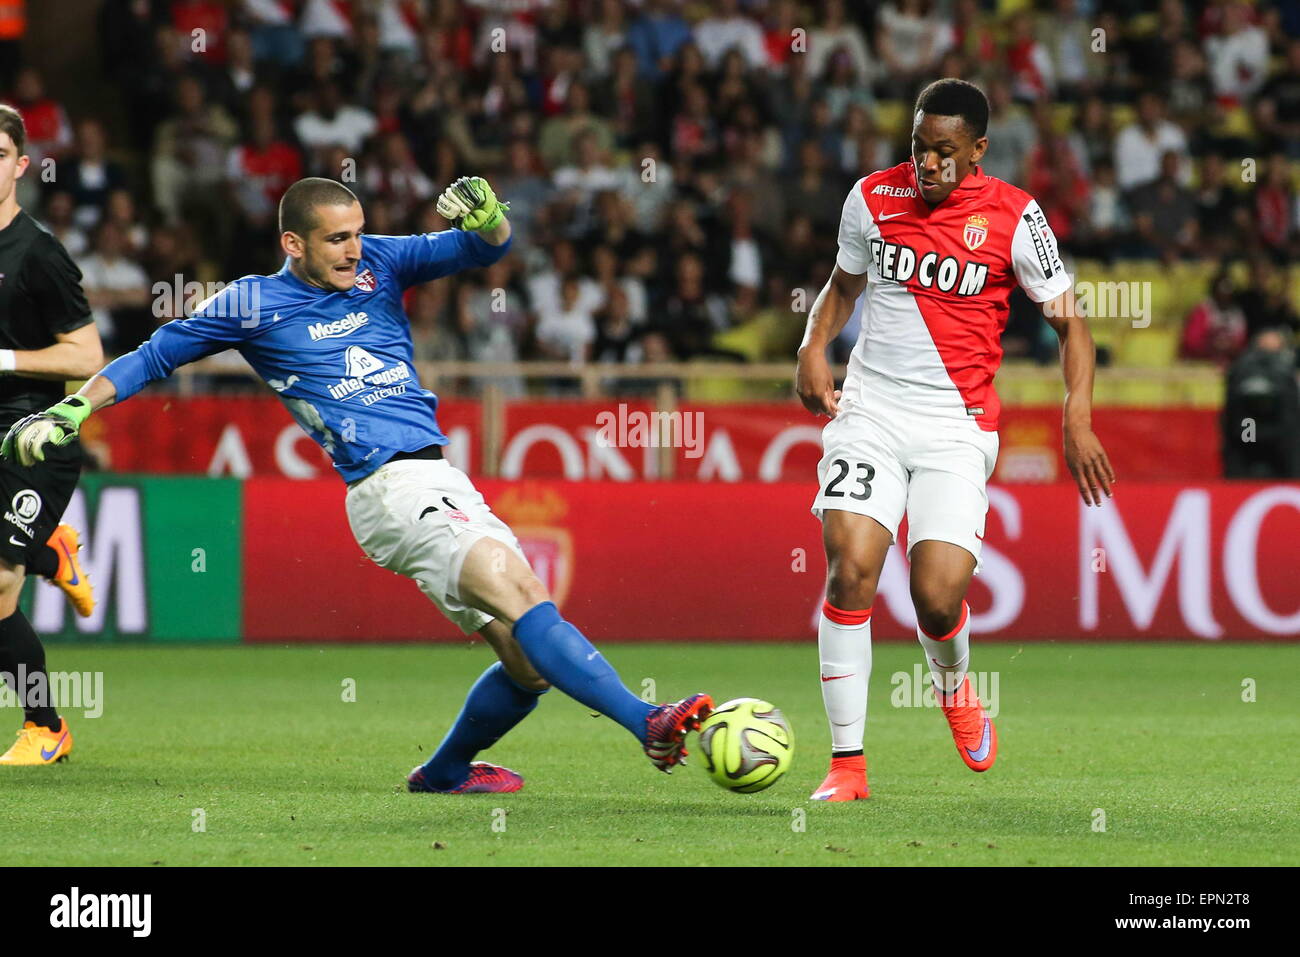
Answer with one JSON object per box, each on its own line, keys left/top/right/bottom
{"left": 495, "top": 485, "right": 574, "bottom": 608}
{"left": 354, "top": 268, "right": 376, "bottom": 292}
{"left": 963, "top": 214, "right": 989, "bottom": 252}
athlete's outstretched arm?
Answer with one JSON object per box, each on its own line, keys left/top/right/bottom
{"left": 1040, "top": 288, "right": 1115, "bottom": 506}
{"left": 1, "top": 290, "right": 252, "bottom": 465}
{"left": 796, "top": 265, "right": 867, "bottom": 417}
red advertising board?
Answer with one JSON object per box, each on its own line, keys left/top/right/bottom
{"left": 91, "top": 396, "right": 482, "bottom": 478}
{"left": 95, "top": 396, "right": 1216, "bottom": 483}
{"left": 242, "top": 479, "right": 1300, "bottom": 642}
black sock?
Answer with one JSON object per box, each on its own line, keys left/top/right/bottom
{"left": 0, "top": 608, "right": 59, "bottom": 729}
{"left": 29, "top": 544, "right": 59, "bottom": 580}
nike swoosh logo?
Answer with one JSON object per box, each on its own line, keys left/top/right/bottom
{"left": 586, "top": 651, "right": 600, "bottom": 661}
{"left": 965, "top": 717, "right": 992, "bottom": 763}
{"left": 8, "top": 536, "right": 24, "bottom": 546}
{"left": 878, "top": 211, "right": 908, "bottom": 221}
{"left": 820, "top": 674, "right": 855, "bottom": 682}
{"left": 60, "top": 542, "right": 78, "bottom": 585}
{"left": 975, "top": 530, "right": 984, "bottom": 540}
{"left": 419, "top": 507, "right": 437, "bottom": 520}
{"left": 41, "top": 731, "right": 68, "bottom": 761}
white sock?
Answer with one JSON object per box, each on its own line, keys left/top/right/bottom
{"left": 916, "top": 600, "right": 971, "bottom": 697}
{"left": 818, "top": 600, "right": 872, "bottom": 753}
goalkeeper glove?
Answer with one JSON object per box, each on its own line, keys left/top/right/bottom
{"left": 1, "top": 395, "right": 93, "bottom": 466}
{"left": 436, "top": 176, "right": 509, "bottom": 233}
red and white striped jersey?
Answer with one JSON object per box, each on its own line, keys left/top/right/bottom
{"left": 836, "top": 162, "right": 1072, "bottom": 431}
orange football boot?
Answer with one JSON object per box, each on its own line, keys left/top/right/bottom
{"left": 46, "top": 524, "right": 94, "bottom": 618}
{"left": 0, "top": 718, "right": 73, "bottom": 765}
{"left": 938, "top": 675, "right": 997, "bottom": 772}
{"left": 810, "top": 753, "right": 870, "bottom": 801}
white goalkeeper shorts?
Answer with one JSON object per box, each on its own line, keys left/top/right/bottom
{"left": 811, "top": 390, "right": 999, "bottom": 571}
{"left": 344, "top": 457, "right": 526, "bottom": 634}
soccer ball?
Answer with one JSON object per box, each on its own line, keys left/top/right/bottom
{"left": 696, "top": 698, "right": 793, "bottom": 793}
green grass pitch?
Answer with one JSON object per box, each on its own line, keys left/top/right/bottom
{"left": 1, "top": 642, "right": 1296, "bottom": 866}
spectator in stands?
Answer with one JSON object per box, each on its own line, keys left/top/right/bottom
{"left": 1181, "top": 271, "right": 1248, "bottom": 364}
{"left": 535, "top": 275, "right": 599, "bottom": 362}
{"left": 808, "top": 0, "right": 873, "bottom": 85}
{"left": 553, "top": 130, "right": 622, "bottom": 219}
{"left": 62, "top": 117, "right": 127, "bottom": 230}
{"left": 538, "top": 81, "right": 614, "bottom": 171}
{"left": 494, "top": 138, "right": 549, "bottom": 249}
{"left": 1075, "top": 95, "right": 1116, "bottom": 176}
{"left": 877, "top": 0, "right": 952, "bottom": 99}
{"left": 241, "top": 0, "right": 306, "bottom": 67}
{"left": 1004, "top": 11, "right": 1055, "bottom": 102}
{"left": 599, "top": 46, "right": 660, "bottom": 151}
{"left": 1259, "top": 38, "right": 1300, "bottom": 157}
{"left": 77, "top": 220, "right": 151, "bottom": 354}
{"left": 982, "top": 79, "right": 1034, "bottom": 185}
{"left": 151, "top": 73, "right": 239, "bottom": 225}
{"left": 584, "top": 0, "right": 629, "bottom": 79}
{"left": 820, "top": 49, "right": 875, "bottom": 124}
{"left": 626, "top": 0, "right": 692, "bottom": 81}
{"left": 227, "top": 86, "right": 304, "bottom": 222}
{"left": 103, "top": 188, "right": 148, "bottom": 259}
{"left": 1195, "top": 152, "right": 1249, "bottom": 260}
{"left": 293, "top": 80, "right": 377, "bottom": 162}
{"left": 1237, "top": 258, "right": 1300, "bottom": 338}
{"left": 362, "top": 130, "right": 435, "bottom": 211}
{"left": 654, "top": 252, "right": 730, "bottom": 360}
{"left": 1221, "top": 328, "right": 1300, "bottom": 478}
{"left": 457, "top": 265, "right": 527, "bottom": 396}
{"left": 1204, "top": 1, "right": 1270, "bottom": 106}
{"left": 694, "top": 0, "right": 766, "bottom": 70}
{"left": 1253, "top": 153, "right": 1295, "bottom": 261}
{"left": 38, "top": 190, "right": 87, "bottom": 259}
{"left": 1167, "top": 40, "right": 1212, "bottom": 129}
{"left": 950, "top": 0, "right": 997, "bottom": 67}
{"left": 1114, "top": 91, "right": 1191, "bottom": 193}
{"left": 299, "top": 0, "right": 353, "bottom": 42}
{"left": 1038, "top": 0, "right": 1095, "bottom": 101}
{"left": 1074, "top": 158, "right": 1130, "bottom": 262}
{"left": 11, "top": 68, "right": 71, "bottom": 165}
{"left": 592, "top": 285, "right": 647, "bottom": 364}
{"left": 1130, "top": 150, "right": 1200, "bottom": 263}
{"left": 1025, "top": 106, "right": 1090, "bottom": 247}
{"left": 170, "top": 0, "right": 230, "bottom": 66}
{"left": 211, "top": 28, "right": 272, "bottom": 126}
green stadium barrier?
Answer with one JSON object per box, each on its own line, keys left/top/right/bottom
{"left": 23, "top": 474, "right": 242, "bottom": 643}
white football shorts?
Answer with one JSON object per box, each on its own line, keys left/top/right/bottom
{"left": 345, "top": 458, "right": 526, "bottom": 634}
{"left": 811, "top": 389, "right": 999, "bottom": 571}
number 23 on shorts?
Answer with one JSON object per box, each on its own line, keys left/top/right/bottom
{"left": 823, "top": 459, "right": 875, "bottom": 501}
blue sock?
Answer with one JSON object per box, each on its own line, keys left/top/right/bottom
{"left": 420, "top": 662, "right": 546, "bottom": 789}
{"left": 512, "top": 601, "right": 654, "bottom": 742}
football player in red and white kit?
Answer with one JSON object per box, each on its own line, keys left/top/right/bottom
{"left": 796, "top": 79, "right": 1115, "bottom": 801}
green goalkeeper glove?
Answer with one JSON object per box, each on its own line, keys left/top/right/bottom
{"left": 1, "top": 395, "right": 93, "bottom": 466}
{"left": 435, "top": 176, "right": 509, "bottom": 233}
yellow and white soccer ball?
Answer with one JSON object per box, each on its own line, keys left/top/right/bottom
{"left": 697, "top": 697, "right": 793, "bottom": 793}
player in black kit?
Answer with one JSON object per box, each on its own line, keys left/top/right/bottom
{"left": 0, "top": 105, "right": 103, "bottom": 765}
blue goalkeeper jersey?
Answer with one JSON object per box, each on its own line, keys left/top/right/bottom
{"left": 102, "top": 230, "right": 510, "bottom": 482}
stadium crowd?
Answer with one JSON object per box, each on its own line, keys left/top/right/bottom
{"left": 6, "top": 0, "right": 1300, "bottom": 377}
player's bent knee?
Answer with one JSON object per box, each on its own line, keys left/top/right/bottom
{"left": 913, "top": 592, "right": 965, "bottom": 638}
{"left": 825, "top": 557, "right": 879, "bottom": 610}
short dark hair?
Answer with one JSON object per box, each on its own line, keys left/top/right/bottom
{"left": 914, "top": 79, "right": 989, "bottom": 140}
{"left": 0, "top": 104, "right": 26, "bottom": 154}
{"left": 278, "top": 177, "right": 359, "bottom": 236}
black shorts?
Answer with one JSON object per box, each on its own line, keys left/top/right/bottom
{"left": 0, "top": 439, "right": 83, "bottom": 568}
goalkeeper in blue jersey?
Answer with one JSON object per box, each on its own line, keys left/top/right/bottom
{"left": 1, "top": 176, "right": 712, "bottom": 793}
